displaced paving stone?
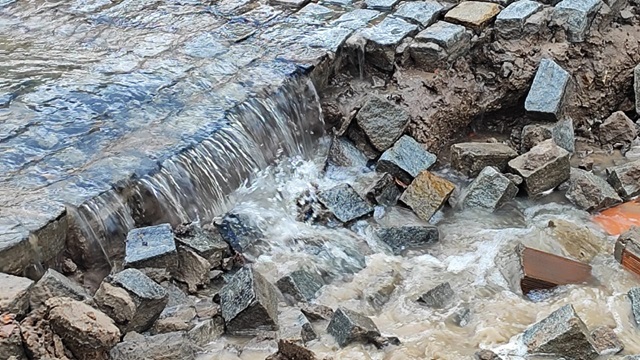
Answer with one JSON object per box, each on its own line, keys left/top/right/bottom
{"left": 109, "top": 268, "right": 169, "bottom": 333}
{"left": 508, "top": 140, "right": 570, "bottom": 196}
{"left": 377, "top": 135, "right": 437, "bottom": 184}
{"left": 365, "top": 0, "right": 400, "bottom": 10}
{"left": 47, "top": 297, "right": 120, "bottom": 360}
{"left": 374, "top": 224, "right": 439, "bottom": 254}
{"left": 327, "top": 307, "right": 381, "bottom": 347}
{"left": 355, "top": 172, "right": 401, "bottom": 206}
{"left": 552, "top": 0, "right": 602, "bottom": 42}
{"left": 152, "top": 305, "right": 196, "bottom": 334}
{"left": 614, "top": 227, "right": 640, "bottom": 276}
{"left": 451, "top": 142, "right": 518, "bottom": 177}
{"left": 635, "top": 64, "right": 640, "bottom": 116}
{"left": 30, "top": 268, "right": 90, "bottom": 309}
{"left": 110, "top": 331, "right": 196, "bottom": 360}
{"left": 410, "top": 21, "right": 471, "bottom": 69}
{"left": 327, "top": 137, "right": 369, "bottom": 169}
{"left": 0, "top": 314, "right": 26, "bottom": 360}
{"left": 599, "top": 111, "right": 638, "bottom": 145}
{"left": 215, "top": 212, "right": 264, "bottom": 252}
{"left": 362, "top": 17, "right": 418, "bottom": 72}
{"left": 606, "top": 160, "right": 640, "bottom": 200}
{"left": 418, "top": 282, "right": 455, "bottom": 309}
{"left": 552, "top": 118, "right": 576, "bottom": 153}
{"left": 124, "top": 224, "right": 178, "bottom": 271}
{"left": 629, "top": 287, "right": 640, "bottom": 328}
{"left": 496, "top": 0, "right": 543, "bottom": 38}
{"left": 458, "top": 166, "right": 519, "bottom": 211}
{"left": 394, "top": 1, "right": 444, "bottom": 27}
{"left": 187, "top": 317, "right": 224, "bottom": 347}
{"left": 220, "top": 266, "right": 279, "bottom": 336}
{"left": 525, "top": 59, "right": 571, "bottom": 120}
{"left": 444, "top": 1, "right": 502, "bottom": 30}
{"left": 317, "top": 184, "right": 374, "bottom": 222}
{"left": 174, "top": 246, "right": 211, "bottom": 293}
{"left": 0, "top": 273, "right": 33, "bottom": 318}
{"left": 174, "top": 223, "right": 228, "bottom": 268}
{"left": 332, "top": 9, "right": 382, "bottom": 29}
{"left": 300, "top": 304, "right": 334, "bottom": 321}
{"left": 523, "top": 304, "right": 598, "bottom": 359}
{"left": 400, "top": 171, "right": 456, "bottom": 221}
{"left": 94, "top": 282, "right": 137, "bottom": 328}
{"left": 590, "top": 326, "right": 623, "bottom": 355}
{"left": 356, "top": 96, "right": 411, "bottom": 152}
{"left": 565, "top": 168, "right": 622, "bottom": 212}
{"left": 277, "top": 269, "right": 324, "bottom": 303}
{"left": 521, "top": 119, "right": 575, "bottom": 153}
{"left": 279, "top": 307, "right": 317, "bottom": 343}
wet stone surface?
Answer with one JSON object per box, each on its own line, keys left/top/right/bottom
{"left": 317, "top": 184, "right": 374, "bottom": 222}
{"left": 496, "top": 0, "right": 543, "bottom": 37}
{"left": 525, "top": 59, "right": 571, "bottom": 120}
{"left": 377, "top": 135, "right": 437, "bottom": 184}
{"left": 124, "top": 224, "right": 178, "bottom": 271}
{"left": 394, "top": 1, "right": 444, "bottom": 27}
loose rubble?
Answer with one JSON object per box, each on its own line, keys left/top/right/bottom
{"left": 599, "top": 111, "right": 638, "bottom": 146}
{"left": 399, "top": 170, "right": 456, "bottom": 221}
{"left": 326, "top": 307, "right": 381, "bottom": 347}
{"left": 377, "top": 135, "right": 437, "bottom": 184}
{"left": 606, "top": 160, "right": 640, "bottom": 200}
{"left": 451, "top": 142, "right": 518, "bottom": 177}
{"left": 277, "top": 269, "right": 324, "bottom": 303}
{"left": 457, "top": 166, "right": 519, "bottom": 211}
{"left": 508, "top": 140, "right": 571, "bottom": 196}
{"left": 30, "top": 269, "right": 90, "bottom": 310}
{"left": 565, "top": 168, "right": 622, "bottom": 212}
{"left": 0, "top": 273, "right": 33, "bottom": 318}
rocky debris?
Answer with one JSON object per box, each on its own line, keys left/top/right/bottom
{"left": 20, "top": 307, "right": 72, "bottom": 360}
{"left": 356, "top": 172, "right": 401, "bottom": 206}
{"left": 614, "top": 227, "right": 640, "bottom": 276}
{"left": 521, "top": 119, "right": 575, "bottom": 153}
{"left": 496, "top": 0, "right": 543, "bottom": 38}
{"left": 606, "top": 160, "right": 640, "bottom": 200}
{"left": 215, "top": 211, "right": 264, "bottom": 252}
{"left": 362, "top": 17, "right": 418, "bottom": 72}
{"left": 174, "top": 222, "right": 228, "bottom": 268}
{"left": 599, "top": 111, "right": 637, "bottom": 146}
{"left": 457, "top": 166, "right": 519, "bottom": 211}
{"left": 373, "top": 224, "right": 439, "bottom": 254}
{"left": 502, "top": 244, "right": 592, "bottom": 295}
{"left": 187, "top": 317, "right": 224, "bottom": 347}
{"left": 124, "top": 224, "right": 178, "bottom": 271}
{"left": 266, "top": 339, "right": 318, "bottom": 360}
{"left": 327, "top": 307, "right": 381, "bottom": 347}
{"left": 444, "top": 1, "right": 502, "bottom": 30}
{"left": 195, "top": 298, "right": 220, "bottom": 319}
{"left": 523, "top": 304, "right": 598, "bottom": 359}
{"left": 377, "top": 135, "right": 437, "bottom": 184}
{"left": 326, "top": 137, "right": 368, "bottom": 169}
{"left": 635, "top": 64, "right": 640, "bottom": 116}
{"left": 317, "top": 184, "right": 374, "bottom": 222}
{"left": 394, "top": 1, "right": 444, "bottom": 28}
{"left": 590, "top": 326, "right": 623, "bottom": 355}
{"left": 174, "top": 246, "right": 211, "bottom": 293}
{"left": 365, "top": 0, "right": 399, "bottom": 10}
{"left": 1, "top": 314, "right": 26, "bottom": 360}
{"left": 418, "top": 282, "right": 455, "bottom": 309}
{"left": 270, "top": 0, "right": 310, "bottom": 8}
{"left": 508, "top": 140, "right": 570, "bottom": 196}
{"left": 552, "top": 118, "right": 576, "bottom": 153}
{"left": 47, "top": 297, "right": 120, "bottom": 360}
{"left": 300, "top": 304, "right": 334, "bottom": 321}
{"left": 107, "top": 268, "right": 169, "bottom": 333}
{"left": 355, "top": 96, "right": 411, "bottom": 151}
{"left": 400, "top": 171, "right": 455, "bottom": 221}
{"left": 0, "top": 273, "right": 33, "bottom": 318}
{"left": 30, "top": 268, "right": 90, "bottom": 310}
{"left": 278, "top": 307, "right": 317, "bottom": 343}
{"left": 451, "top": 306, "right": 472, "bottom": 327}
{"left": 410, "top": 21, "right": 472, "bottom": 70}
{"left": 362, "top": 269, "right": 402, "bottom": 311}
{"left": 451, "top": 142, "right": 518, "bottom": 177}
{"left": 110, "top": 331, "right": 196, "bottom": 360}
{"left": 94, "top": 282, "right": 137, "bottom": 328}
{"left": 61, "top": 258, "right": 78, "bottom": 275}
{"left": 220, "top": 266, "right": 279, "bottom": 336}
{"left": 475, "top": 349, "right": 503, "bottom": 359}
{"left": 524, "top": 59, "right": 570, "bottom": 120}
{"left": 565, "top": 168, "right": 622, "bottom": 212}
{"left": 152, "top": 305, "right": 196, "bottom": 334}
{"left": 552, "top": 0, "right": 602, "bottom": 42}
{"left": 277, "top": 269, "right": 324, "bottom": 303}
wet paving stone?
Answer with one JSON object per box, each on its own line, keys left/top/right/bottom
{"left": 394, "top": 1, "right": 445, "bottom": 28}
{"left": 362, "top": 16, "right": 418, "bottom": 71}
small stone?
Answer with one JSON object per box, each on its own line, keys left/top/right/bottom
{"left": 195, "top": 298, "right": 220, "bottom": 319}
{"left": 277, "top": 269, "right": 324, "bottom": 303}
{"left": 552, "top": 118, "right": 575, "bottom": 153}
{"left": 30, "top": 268, "right": 90, "bottom": 310}
{"left": 377, "top": 135, "right": 437, "bottom": 184}
{"left": 508, "top": 140, "right": 570, "bottom": 196}
{"left": 174, "top": 223, "right": 229, "bottom": 268}
{"left": 300, "top": 304, "right": 334, "bottom": 321}
{"left": 373, "top": 225, "right": 439, "bottom": 254}
{"left": 444, "top": 1, "right": 503, "bottom": 30}
{"left": 458, "top": 166, "right": 519, "bottom": 211}
{"left": 525, "top": 59, "right": 570, "bottom": 120}
{"left": 614, "top": 227, "right": 640, "bottom": 275}
{"left": 451, "top": 306, "right": 472, "bottom": 327}
{"left": 635, "top": 64, "right": 640, "bottom": 116}
{"left": 326, "top": 307, "right": 381, "bottom": 347}
{"left": 0, "top": 273, "right": 33, "bottom": 318}
{"left": 606, "top": 160, "right": 640, "bottom": 200}
{"left": 124, "top": 224, "right": 178, "bottom": 271}
{"left": 418, "top": 282, "right": 455, "bottom": 309}
{"left": 152, "top": 306, "right": 196, "bottom": 334}
{"left": 47, "top": 297, "right": 120, "bottom": 360}
{"left": 394, "top": 1, "right": 444, "bottom": 27}
{"left": 355, "top": 96, "right": 411, "bottom": 151}
{"left": 110, "top": 331, "right": 196, "bottom": 360}
{"left": 279, "top": 307, "right": 317, "bottom": 343}
{"left": 590, "top": 326, "right": 623, "bottom": 355}
{"left": 0, "top": 314, "right": 26, "bottom": 360}
{"left": 565, "top": 168, "right": 622, "bottom": 212}
{"left": 523, "top": 304, "right": 598, "bottom": 359}
{"left": 187, "top": 317, "right": 224, "bottom": 347}
{"left": 628, "top": 287, "right": 640, "bottom": 328}
{"left": 400, "top": 171, "right": 456, "bottom": 221}
{"left": 317, "top": 184, "right": 374, "bottom": 222}
{"left": 475, "top": 349, "right": 503, "bottom": 360}
{"left": 61, "top": 258, "right": 78, "bottom": 275}
{"left": 552, "top": 0, "right": 602, "bottom": 42}
{"left": 174, "top": 246, "right": 211, "bottom": 293}
{"left": 363, "top": 269, "right": 401, "bottom": 311}
{"left": 362, "top": 17, "right": 418, "bottom": 72}
{"left": 270, "top": 0, "right": 310, "bottom": 8}
{"left": 365, "top": 0, "right": 400, "bottom": 10}
{"left": 94, "top": 282, "right": 137, "bottom": 328}
{"left": 326, "top": 137, "right": 368, "bottom": 169}
{"left": 220, "top": 266, "right": 279, "bottom": 336}
{"left": 451, "top": 142, "right": 518, "bottom": 177}
{"left": 354, "top": 172, "right": 401, "bottom": 206}
{"left": 496, "top": 0, "right": 543, "bottom": 38}
{"left": 599, "top": 111, "right": 638, "bottom": 145}
{"left": 215, "top": 212, "right": 264, "bottom": 252}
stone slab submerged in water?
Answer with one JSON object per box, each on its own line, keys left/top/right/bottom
{"left": 524, "top": 58, "right": 570, "bottom": 120}
{"left": 317, "top": 184, "right": 374, "bottom": 222}
{"left": 418, "top": 282, "right": 455, "bottom": 309}
{"left": 327, "top": 307, "right": 381, "bottom": 347}
{"left": 373, "top": 224, "right": 439, "bottom": 254}
{"left": 215, "top": 212, "right": 265, "bottom": 253}
{"left": 277, "top": 269, "right": 324, "bottom": 303}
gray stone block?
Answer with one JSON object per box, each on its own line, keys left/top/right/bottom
{"left": 521, "top": 118, "right": 574, "bottom": 153}
{"left": 374, "top": 225, "right": 439, "bottom": 254}
{"left": 362, "top": 17, "right": 418, "bottom": 71}
{"left": 220, "top": 266, "right": 279, "bottom": 336}
{"left": 277, "top": 269, "right": 324, "bottom": 303}
{"left": 174, "top": 223, "right": 228, "bottom": 268}
{"left": 331, "top": 9, "right": 382, "bottom": 30}
{"left": 496, "top": 0, "right": 543, "bottom": 38}
{"left": 599, "top": 111, "right": 637, "bottom": 145}
{"left": 377, "top": 135, "right": 437, "bottom": 184}
{"left": 451, "top": 142, "right": 518, "bottom": 177}
{"left": 317, "top": 184, "right": 374, "bottom": 222}
{"left": 552, "top": 118, "right": 575, "bottom": 153}
{"left": 215, "top": 212, "right": 264, "bottom": 252}
{"left": 418, "top": 282, "right": 455, "bottom": 309}
{"left": 110, "top": 332, "right": 196, "bottom": 360}
{"left": 327, "top": 137, "right": 369, "bottom": 169}
{"left": 327, "top": 307, "right": 381, "bottom": 347}
{"left": 365, "top": 0, "right": 400, "bottom": 10}
{"left": 635, "top": 64, "right": 640, "bottom": 116}
{"left": 606, "top": 160, "right": 640, "bottom": 200}
{"left": 394, "top": 1, "right": 444, "bottom": 27}
{"left": 359, "top": 172, "right": 401, "bottom": 206}
{"left": 458, "top": 166, "right": 519, "bottom": 211}
{"left": 0, "top": 272, "right": 33, "bottom": 318}
{"left": 356, "top": 97, "right": 411, "bottom": 152}
{"left": 525, "top": 58, "right": 570, "bottom": 120}
{"left": 124, "top": 224, "right": 178, "bottom": 270}
{"left": 552, "top": 0, "right": 602, "bottom": 42}
{"left": 565, "top": 168, "right": 622, "bottom": 212}
{"left": 414, "top": 21, "right": 471, "bottom": 54}
{"left": 629, "top": 287, "right": 640, "bottom": 328}
{"left": 30, "top": 268, "right": 90, "bottom": 310}
{"left": 523, "top": 304, "right": 598, "bottom": 359}
{"left": 508, "top": 140, "right": 570, "bottom": 195}
{"left": 270, "top": 0, "right": 311, "bottom": 8}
